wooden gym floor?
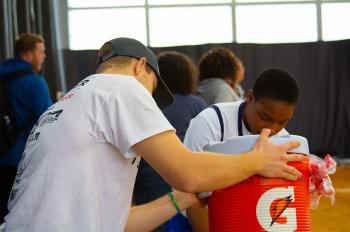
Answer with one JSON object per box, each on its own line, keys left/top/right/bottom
{"left": 311, "top": 164, "right": 350, "bottom": 232}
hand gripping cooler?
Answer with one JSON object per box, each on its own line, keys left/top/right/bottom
{"left": 204, "top": 135, "right": 311, "bottom": 232}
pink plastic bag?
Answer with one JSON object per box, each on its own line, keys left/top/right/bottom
{"left": 308, "top": 154, "right": 336, "bottom": 209}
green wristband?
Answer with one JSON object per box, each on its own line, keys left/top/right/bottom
{"left": 167, "top": 191, "right": 182, "bottom": 214}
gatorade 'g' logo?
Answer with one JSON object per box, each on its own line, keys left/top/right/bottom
{"left": 256, "top": 186, "right": 297, "bottom": 231}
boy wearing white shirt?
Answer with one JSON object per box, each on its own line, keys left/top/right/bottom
{"left": 184, "top": 68, "right": 299, "bottom": 231}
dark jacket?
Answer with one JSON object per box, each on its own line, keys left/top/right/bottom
{"left": 0, "top": 58, "right": 53, "bottom": 167}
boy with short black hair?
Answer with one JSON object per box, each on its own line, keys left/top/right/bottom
{"left": 184, "top": 67, "right": 300, "bottom": 231}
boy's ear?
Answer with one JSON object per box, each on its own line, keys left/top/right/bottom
{"left": 246, "top": 89, "right": 254, "bottom": 103}
{"left": 135, "top": 57, "right": 147, "bottom": 76}
{"left": 20, "top": 50, "right": 34, "bottom": 62}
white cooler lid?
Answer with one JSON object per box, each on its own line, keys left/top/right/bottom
{"left": 203, "top": 135, "right": 309, "bottom": 154}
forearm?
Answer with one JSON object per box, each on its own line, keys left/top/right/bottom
{"left": 146, "top": 149, "right": 256, "bottom": 193}
{"left": 125, "top": 192, "right": 184, "bottom": 232}
{"left": 182, "top": 151, "right": 256, "bottom": 192}
{"left": 134, "top": 130, "right": 302, "bottom": 194}
{"left": 135, "top": 132, "right": 257, "bottom": 193}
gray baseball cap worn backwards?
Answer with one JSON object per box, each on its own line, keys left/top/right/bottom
{"left": 97, "top": 37, "right": 174, "bottom": 109}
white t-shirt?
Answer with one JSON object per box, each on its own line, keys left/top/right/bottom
{"left": 184, "top": 100, "right": 288, "bottom": 151}
{"left": 3, "top": 74, "right": 174, "bottom": 232}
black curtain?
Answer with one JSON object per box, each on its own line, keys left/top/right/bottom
{"left": 63, "top": 40, "right": 350, "bottom": 159}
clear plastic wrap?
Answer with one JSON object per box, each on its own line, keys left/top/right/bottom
{"left": 308, "top": 154, "right": 336, "bottom": 209}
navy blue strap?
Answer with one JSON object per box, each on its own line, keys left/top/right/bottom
{"left": 210, "top": 105, "right": 224, "bottom": 142}
{"left": 237, "top": 101, "right": 247, "bottom": 136}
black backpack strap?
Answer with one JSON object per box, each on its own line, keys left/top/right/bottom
{"left": 210, "top": 105, "right": 224, "bottom": 142}
{"left": 0, "top": 69, "right": 33, "bottom": 82}
{"left": 0, "top": 69, "right": 34, "bottom": 140}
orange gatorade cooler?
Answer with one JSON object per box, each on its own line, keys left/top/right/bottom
{"left": 204, "top": 135, "right": 311, "bottom": 232}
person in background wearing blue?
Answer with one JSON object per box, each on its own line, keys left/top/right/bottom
{"left": 134, "top": 51, "right": 207, "bottom": 232}
{"left": 0, "top": 33, "right": 53, "bottom": 222}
